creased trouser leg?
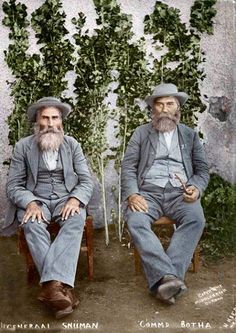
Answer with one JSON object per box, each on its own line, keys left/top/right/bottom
{"left": 17, "top": 205, "right": 51, "bottom": 275}
{"left": 40, "top": 209, "right": 86, "bottom": 287}
{"left": 126, "top": 208, "right": 178, "bottom": 289}
{"left": 164, "top": 197, "right": 205, "bottom": 280}
{"left": 125, "top": 181, "right": 206, "bottom": 290}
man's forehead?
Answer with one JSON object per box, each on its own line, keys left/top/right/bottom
{"left": 154, "top": 96, "right": 177, "bottom": 103}
{"left": 40, "top": 107, "right": 62, "bottom": 117}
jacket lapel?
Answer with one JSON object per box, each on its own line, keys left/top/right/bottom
{"left": 148, "top": 125, "right": 159, "bottom": 153}
{"left": 60, "top": 139, "right": 72, "bottom": 180}
{"left": 168, "top": 127, "right": 178, "bottom": 153}
{"left": 177, "top": 124, "right": 192, "bottom": 175}
{"left": 26, "top": 137, "right": 39, "bottom": 184}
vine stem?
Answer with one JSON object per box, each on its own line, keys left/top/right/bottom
{"left": 100, "top": 156, "right": 109, "bottom": 246}
{"left": 118, "top": 165, "right": 122, "bottom": 242}
{"left": 118, "top": 109, "right": 128, "bottom": 240}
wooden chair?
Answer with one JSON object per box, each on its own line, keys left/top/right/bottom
{"left": 134, "top": 216, "right": 201, "bottom": 275}
{"left": 18, "top": 215, "right": 94, "bottom": 284}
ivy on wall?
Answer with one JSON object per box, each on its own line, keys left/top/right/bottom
{"left": 69, "top": 0, "right": 151, "bottom": 241}
{"left": 190, "top": 0, "right": 217, "bottom": 34}
{"left": 144, "top": 1, "right": 206, "bottom": 128}
{"left": 68, "top": 0, "right": 218, "bottom": 241}
{"left": 4, "top": 0, "right": 234, "bottom": 259}
{"left": 3, "top": 0, "right": 32, "bottom": 144}
{"left": 2, "top": 0, "right": 74, "bottom": 145}
{"left": 31, "top": 0, "right": 74, "bottom": 96}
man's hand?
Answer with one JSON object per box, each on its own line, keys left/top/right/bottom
{"left": 183, "top": 185, "right": 200, "bottom": 203}
{"left": 128, "top": 194, "right": 148, "bottom": 213}
{"left": 59, "top": 198, "right": 80, "bottom": 220}
{"left": 22, "top": 201, "right": 48, "bottom": 224}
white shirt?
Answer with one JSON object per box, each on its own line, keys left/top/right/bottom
{"left": 42, "top": 149, "right": 59, "bottom": 171}
{"left": 163, "top": 128, "right": 175, "bottom": 150}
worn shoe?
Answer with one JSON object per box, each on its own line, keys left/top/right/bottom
{"left": 174, "top": 283, "right": 188, "bottom": 299}
{"left": 156, "top": 293, "right": 176, "bottom": 305}
{"left": 54, "top": 286, "right": 79, "bottom": 319}
{"left": 54, "top": 305, "right": 74, "bottom": 319}
{"left": 63, "top": 286, "right": 80, "bottom": 309}
{"left": 38, "top": 280, "right": 72, "bottom": 310}
{"left": 162, "top": 275, "right": 188, "bottom": 299}
{"left": 156, "top": 275, "right": 187, "bottom": 304}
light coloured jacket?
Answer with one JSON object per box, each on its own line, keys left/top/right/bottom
{"left": 1, "top": 135, "right": 94, "bottom": 235}
{"left": 121, "top": 122, "right": 210, "bottom": 202}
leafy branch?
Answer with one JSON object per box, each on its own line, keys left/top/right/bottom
{"left": 2, "top": 0, "right": 74, "bottom": 145}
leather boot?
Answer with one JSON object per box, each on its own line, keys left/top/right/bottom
{"left": 63, "top": 285, "right": 79, "bottom": 309}
{"left": 38, "top": 280, "right": 72, "bottom": 310}
{"left": 53, "top": 285, "right": 79, "bottom": 319}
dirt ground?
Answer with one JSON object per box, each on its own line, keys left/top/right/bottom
{"left": 0, "top": 226, "right": 235, "bottom": 333}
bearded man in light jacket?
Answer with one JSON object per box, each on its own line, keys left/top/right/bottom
{"left": 2, "top": 97, "right": 93, "bottom": 318}
{"left": 121, "top": 83, "right": 209, "bottom": 305}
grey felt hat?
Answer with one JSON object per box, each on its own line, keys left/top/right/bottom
{"left": 145, "top": 83, "right": 189, "bottom": 107}
{"left": 27, "top": 97, "right": 72, "bottom": 122}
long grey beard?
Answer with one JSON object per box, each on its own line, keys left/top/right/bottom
{"left": 151, "top": 110, "right": 181, "bottom": 132}
{"left": 34, "top": 124, "right": 64, "bottom": 151}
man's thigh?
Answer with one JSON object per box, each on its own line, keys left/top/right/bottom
{"left": 166, "top": 197, "right": 205, "bottom": 228}
{"left": 58, "top": 208, "right": 86, "bottom": 230}
{"left": 51, "top": 197, "right": 86, "bottom": 223}
{"left": 125, "top": 193, "right": 163, "bottom": 230}
{"left": 125, "top": 208, "right": 153, "bottom": 227}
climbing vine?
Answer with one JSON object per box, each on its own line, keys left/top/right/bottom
{"left": 30, "top": 0, "right": 74, "bottom": 96}
{"left": 68, "top": 0, "right": 218, "bottom": 241}
{"left": 3, "top": 0, "right": 32, "bottom": 144}
{"left": 2, "top": 0, "right": 74, "bottom": 145}
{"left": 143, "top": 1, "right": 207, "bottom": 128}
{"left": 190, "top": 0, "right": 217, "bottom": 34}
{"left": 70, "top": 0, "right": 151, "bottom": 241}
{"left": 5, "top": 0, "right": 233, "bottom": 257}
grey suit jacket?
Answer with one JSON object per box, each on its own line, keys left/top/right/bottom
{"left": 2, "top": 135, "right": 94, "bottom": 235}
{"left": 121, "top": 122, "right": 209, "bottom": 202}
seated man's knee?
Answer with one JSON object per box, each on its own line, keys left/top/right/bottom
{"left": 197, "top": 213, "right": 205, "bottom": 230}
{"left": 126, "top": 210, "right": 148, "bottom": 231}
{"left": 60, "top": 212, "right": 85, "bottom": 231}
{"left": 22, "top": 220, "right": 44, "bottom": 234}
{"left": 190, "top": 209, "right": 206, "bottom": 231}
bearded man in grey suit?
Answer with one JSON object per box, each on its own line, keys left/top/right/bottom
{"left": 2, "top": 97, "right": 93, "bottom": 318}
{"left": 121, "top": 83, "right": 209, "bottom": 305}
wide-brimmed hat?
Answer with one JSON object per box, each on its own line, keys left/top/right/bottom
{"left": 27, "top": 97, "right": 72, "bottom": 122}
{"left": 145, "top": 83, "right": 189, "bottom": 108}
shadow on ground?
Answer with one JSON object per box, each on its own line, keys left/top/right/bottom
{"left": 0, "top": 227, "right": 235, "bottom": 333}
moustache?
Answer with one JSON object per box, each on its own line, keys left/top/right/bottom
{"left": 39, "top": 127, "right": 62, "bottom": 134}
{"left": 154, "top": 112, "right": 178, "bottom": 120}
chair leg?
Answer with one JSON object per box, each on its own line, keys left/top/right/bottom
{"left": 192, "top": 246, "right": 201, "bottom": 273}
{"left": 26, "top": 254, "right": 38, "bottom": 284}
{"left": 134, "top": 247, "right": 142, "bottom": 275}
{"left": 85, "top": 216, "right": 94, "bottom": 280}
{"left": 18, "top": 228, "right": 38, "bottom": 284}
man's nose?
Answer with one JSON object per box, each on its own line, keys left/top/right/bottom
{"left": 48, "top": 119, "right": 53, "bottom": 126}
{"left": 162, "top": 105, "right": 168, "bottom": 113}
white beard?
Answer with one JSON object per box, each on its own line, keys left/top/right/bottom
{"left": 34, "top": 124, "right": 64, "bottom": 151}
